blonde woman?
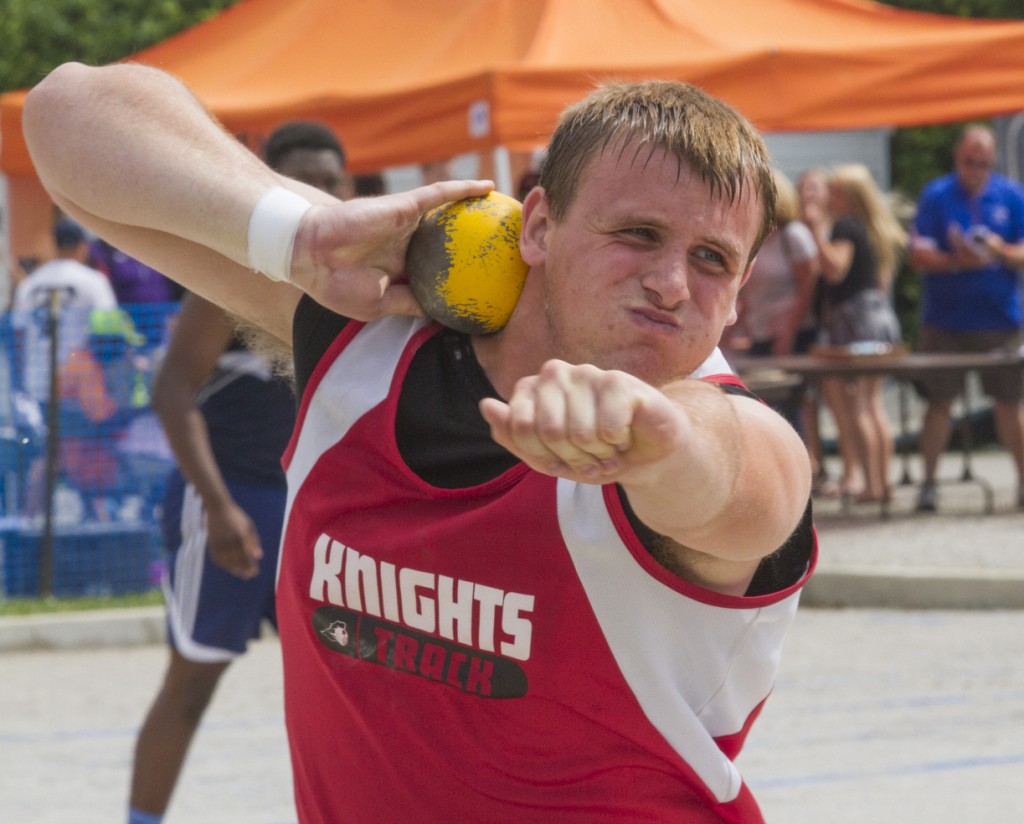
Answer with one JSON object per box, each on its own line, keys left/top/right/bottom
{"left": 804, "top": 164, "right": 907, "bottom": 502}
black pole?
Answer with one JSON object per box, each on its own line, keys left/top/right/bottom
{"left": 39, "top": 289, "right": 61, "bottom": 598}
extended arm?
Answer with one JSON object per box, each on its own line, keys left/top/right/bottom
{"left": 23, "top": 62, "right": 491, "bottom": 342}
{"left": 480, "top": 362, "right": 811, "bottom": 594}
{"left": 24, "top": 63, "right": 293, "bottom": 336}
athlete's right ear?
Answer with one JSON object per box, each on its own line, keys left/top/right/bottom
{"left": 518, "top": 186, "right": 548, "bottom": 267}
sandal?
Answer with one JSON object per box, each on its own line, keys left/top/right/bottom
{"left": 812, "top": 477, "right": 842, "bottom": 499}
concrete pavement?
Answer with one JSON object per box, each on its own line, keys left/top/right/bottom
{"left": 739, "top": 608, "right": 1024, "bottom": 823}
{"left": 3, "top": 610, "right": 1023, "bottom": 824}
{"left": 0, "top": 635, "right": 294, "bottom": 824}
{"left": 804, "top": 446, "right": 1024, "bottom": 609}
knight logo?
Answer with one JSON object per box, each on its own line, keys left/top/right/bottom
{"left": 320, "top": 620, "right": 349, "bottom": 647}
{"left": 313, "top": 606, "right": 528, "bottom": 699}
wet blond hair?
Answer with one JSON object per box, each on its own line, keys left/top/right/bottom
{"left": 539, "top": 80, "right": 777, "bottom": 259}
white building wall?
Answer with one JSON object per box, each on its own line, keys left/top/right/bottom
{"left": 763, "top": 128, "right": 893, "bottom": 191}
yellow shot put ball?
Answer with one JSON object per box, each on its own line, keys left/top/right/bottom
{"left": 405, "top": 191, "right": 529, "bottom": 334}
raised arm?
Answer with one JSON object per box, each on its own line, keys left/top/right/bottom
{"left": 479, "top": 361, "right": 811, "bottom": 594}
{"left": 24, "top": 63, "right": 295, "bottom": 336}
{"left": 23, "top": 62, "right": 492, "bottom": 342}
{"left": 803, "top": 203, "right": 853, "bottom": 286}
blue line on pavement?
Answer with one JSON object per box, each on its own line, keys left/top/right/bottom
{"left": 750, "top": 753, "right": 1024, "bottom": 789}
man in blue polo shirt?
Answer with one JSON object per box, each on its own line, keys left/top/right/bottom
{"left": 910, "top": 124, "right": 1024, "bottom": 512}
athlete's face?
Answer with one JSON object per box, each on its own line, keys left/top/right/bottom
{"left": 518, "top": 143, "right": 761, "bottom": 387}
{"left": 276, "top": 148, "right": 351, "bottom": 198}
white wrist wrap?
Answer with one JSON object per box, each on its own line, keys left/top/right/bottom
{"left": 247, "top": 186, "right": 312, "bottom": 282}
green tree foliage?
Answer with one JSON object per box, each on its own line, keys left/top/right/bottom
{"left": 878, "top": 0, "right": 1022, "bottom": 18}
{"left": 880, "top": 0, "right": 1024, "bottom": 200}
{"left": 0, "top": 0, "right": 238, "bottom": 93}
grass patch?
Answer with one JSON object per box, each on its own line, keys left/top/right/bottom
{"left": 0, "top": 589, "right": 164, "bottom": 617}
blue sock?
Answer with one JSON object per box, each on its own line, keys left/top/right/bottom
{"left": 128, "top": 807, "right": 163, "bottom": 824}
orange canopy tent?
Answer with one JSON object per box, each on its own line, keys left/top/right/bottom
{"left": 6, "top": 0, "right": 1024, "bottom": 176}
{"left": 4, "top": 0, "right": 1024, "bottom": 262}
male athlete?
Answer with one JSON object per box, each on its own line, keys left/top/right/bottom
{"left": 25, "top": 63, "right": 815, "bottom": 822}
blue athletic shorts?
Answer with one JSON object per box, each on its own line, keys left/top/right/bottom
{"left": 161, "top": 469, "right": 286, "bottom": 662}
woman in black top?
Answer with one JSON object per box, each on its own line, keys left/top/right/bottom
{"left": 804, "top": 164, "right": 906, "bottom": 503}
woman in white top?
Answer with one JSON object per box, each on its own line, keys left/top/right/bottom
{"left": 735, "top": 169, "right": 819, "bottom": 358}
{"left": 730, "top": 169, "right": 824, "bottom": 487}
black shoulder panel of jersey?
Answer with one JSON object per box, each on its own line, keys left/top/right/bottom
{"left": 293, "top": 294, "right": 349, "bottom": 400}
{"left": 618, "top": 487, "right": 814, "bottom": 598}
{"left": 716, "top": 379, "right": 758, "bottom": 401}
{"left": 290, "top": 301, "right": 515, "bottom": 488}
{"left": 395, "top": 327, "right": 519, "bottom": 487}
{"left": 711, "top": 374, "right": 780, "bottom": 409}
{"left": 745, "top": 498, "right": 814, "bottom": 596}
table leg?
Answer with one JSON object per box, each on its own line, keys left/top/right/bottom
{"left": 898, "top": 380, "right": 914, "bottom": 485}
{"left": 955, "top": 388, "right": 995, "bottom": 514}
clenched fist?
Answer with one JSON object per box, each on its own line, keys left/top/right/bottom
{"left": 479, "top": 359, "right": 687, "bottom": 485}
